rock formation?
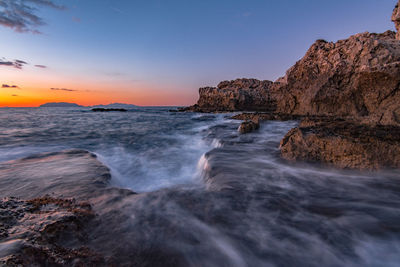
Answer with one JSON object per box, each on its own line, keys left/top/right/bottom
{"left": 392, "top": 1, "right": 400, "bottom": 40}
{"left": 0, "top": 197, "right": 104, "bottom": 266}
{"left": 271, "top": 30, "right": 400, "bottom": 126}
{"left": 280, "top": 118, "right": 400, "bottom": 170}
{"left": 183, "top": 1, "right": 400, "bottom": 169}
{"left": 183, "top": 78, "right": 275, "bottom": 112}
{"left": 238, "top": 120, "right": 260, "bottom": 134}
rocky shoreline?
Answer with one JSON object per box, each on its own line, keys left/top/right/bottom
{"left": 180, "top": 1, "right": 400, "bottom": 170}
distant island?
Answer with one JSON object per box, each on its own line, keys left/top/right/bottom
{"left": 91, "top": 103, "right": 139, "bottom": 109}
{"left": 40, "top": 102, "right": 82, "bottom": 108}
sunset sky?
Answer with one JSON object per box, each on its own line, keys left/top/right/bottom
{"left": 0, "top": 0, "right": 396, "bottom": 107}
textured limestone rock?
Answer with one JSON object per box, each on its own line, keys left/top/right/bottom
{"left": 392, "top": 1, "right": 400, "bottom": 40}
{"left": 279, "top": 118, "right": 400, "bottom": 170}
{"left": 0, "top": 197, "right": 103, "bottom": 266}
{"left": 238, "top": 120, "right": 260, "bottom": 134}
{"left": 271, "top": 31, "right": 400, "bottom": 126}
{"left": 185, "top": 78, "right": 275, "bottom": 112}
{"left": 232, "top": 112, "right": 304, "bottom": 122}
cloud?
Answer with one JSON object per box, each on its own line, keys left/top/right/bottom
{"left": 2, "top": 84, "right": 19, "bottom": 88}
{"left": 50, "top": 87, "right": 77, "bottom": 92}
{"left": 0, "top": 0, "right": 66, "bottom": 33}
{"left": 0, "top": 58, "right": 28, "bottom": 69}
{"left": 111, "top": 7, "right": 123, "bottom": 14}
{"left": 34, "top": 64, "right": 47, "bottom": 68}
{"left": 72, "top": 16, "right": 80, "bottom": 23}
{"left": 12, "top": 94, "right": 18, "bottom": 96}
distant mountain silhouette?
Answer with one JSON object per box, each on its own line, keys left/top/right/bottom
{"left": 40, "top": 102, "right": 82, "bottom": 108}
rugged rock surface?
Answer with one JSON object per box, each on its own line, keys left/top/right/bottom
{"left": 188, "top": 30, "right": 400, "bottom": 127}
{"left": 0, "top": 150, "right": 136, "bottom": 266}
{"left": 238, "top": 120, "right": 260, "bottom": 134}
{"left": 271, "top": 30, "right": 400, "bottom": 126}
{"left": 0, "top": 197, "right": 104, "bottom": 266}
{"left": 232, "top": 112, "right": 304, "bottom": 122}
{"left": 280, "top": 118, "right": 400, "bottom": 170}
{"left": 393, "top": 1, "right": 400, "bottom": 40}
{"left": 183, "top": 79, "right": 275, "bottom": 112}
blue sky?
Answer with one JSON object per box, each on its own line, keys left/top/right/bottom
{"left": 0, "top": 0, "right": 397, "bottom": 106}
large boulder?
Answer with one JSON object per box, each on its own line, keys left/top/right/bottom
{"left": 280, "top": 118, "right": 400, "bottom": 170}
{"left": 238, "top": 120, "right": 260, "bottom": 134}
{"left": 186, "top": 78, "right": 275, "bottom": 112}
{"left": 271, "top": 30, "right": 400, "bottom": 126}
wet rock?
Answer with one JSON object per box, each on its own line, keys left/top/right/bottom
{"left": 0, "top": 150, "right": 135, "bottom": 266}
{"left": 0, "top": 150, "right": 112, "bottom": 200}
{"left": 280, "top": 118, "right": 400, "bottom": 170}
{"left": 238, "top": 120, "right": 260, "bottom": 134}
{"left": 0, "top": 197, "right": 104, "bottom": 266}
{"left": 392, "top": 1, "right": 400, "bottom": 40}
{"left": 92, "top": 108, "right": 127, "bottom": 112}
{"left": 232, "top": 112, "right": 304, "bottom": 122}
{"left": 271, "top": 30, "right": 400, "bottom": 127}
{"left": 185, "top": 78, "right": 275, "bottom": 112}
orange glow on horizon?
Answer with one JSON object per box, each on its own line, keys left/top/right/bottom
{"left": 0, "top": 71, "right": 197, "bottom": 107}
{"left": 0, "top": 91, "right": 196, "bottom": 107}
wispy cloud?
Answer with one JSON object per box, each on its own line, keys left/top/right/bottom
{"left": 0, "top": 58, "right": 28, "bottom": 69}
{"left": 111, "top": 7, "right": 123, "bottom": 14}
{"left": 34, "top": 64, "right": 47, "bottom": 68}
{"left": 0, "top": 0, "right": 66, "bottom": 33}
{"left": 2, "top": 84, "right": 19, "bottom": 88}
{"left": 50, "top": 87, "right": 77, "bottom": 92}
{"left": 72, "top": 16, "right": 81, "bottom": 23}
{"left": 12, "top": 94, "right": 18, "bottom": 97}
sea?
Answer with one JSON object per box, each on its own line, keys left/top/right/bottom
{"left": 1, "top": 106, "right": 400, "bottom": 266}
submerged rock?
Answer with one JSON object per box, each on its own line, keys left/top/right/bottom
{"left": 92, "top": 108, "right": 127, "bottom": 112}
{"left": 280, "top": 118, "right": 400, "bottom": 170}
{"left": 238, "top": 120, "right": 260, "bottom": 134}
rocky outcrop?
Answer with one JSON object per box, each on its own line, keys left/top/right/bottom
{"left": 280, "top": 118, "right": 400, "bottom": 170}
{"left": 189, "top": 30, "right": 400, "bottom": 127}
{"left": 232, "top": 112, "right": 304, "bottom": 122}
{"left": 183, "top": 79, "right": 275, "bottom": 112}
{"left": 0, "top": 197, "right": 104, "bottom": 266}
{"left": 271, "top": 30, "right": 400, "bottom": 126}
{"left": 392, "top": 1, "right": 400, "bottom": 40}
{"left": 238, "top": 120, "right": 260, "bottom": 134}
{"left": 0, "top": 150, "right": 135, "bottom": 266}
{"left": 194, "top": 1, "right": 400, "bottom": 169}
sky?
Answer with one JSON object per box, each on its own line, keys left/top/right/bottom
{"left": 0, "top": 0, "right": 397, "bottom": 107}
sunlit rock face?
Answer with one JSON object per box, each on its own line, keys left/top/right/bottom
{"left": 280, "top": 118, "right": 400, "bottom": 170}
{"left": 271, "top": 30, "right": 400, "bottom": 126}
{"left": 186, "top": 78, "right": 275, "bottom": 112}
{"left": 392, "top": 1, "right": 400, "bottom": 40}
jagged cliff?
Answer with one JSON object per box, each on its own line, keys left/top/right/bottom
{"left": 183, "top": 78, "right": 275, "bottom": 112}
{"left": 189, "top": 29, "right": 400, "bottom": 127}
{"left": 185, "top": 1, "right": 400, "bottom": 169}
{"left": 271, "top": 30, "right": 400, "bottom": 127}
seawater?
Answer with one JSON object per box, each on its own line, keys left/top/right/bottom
{"left": 1, "top": 107, "right": 400, "bottom": 266}
{"left": 0, "top": 107, "right": 223, "bottom": 192}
